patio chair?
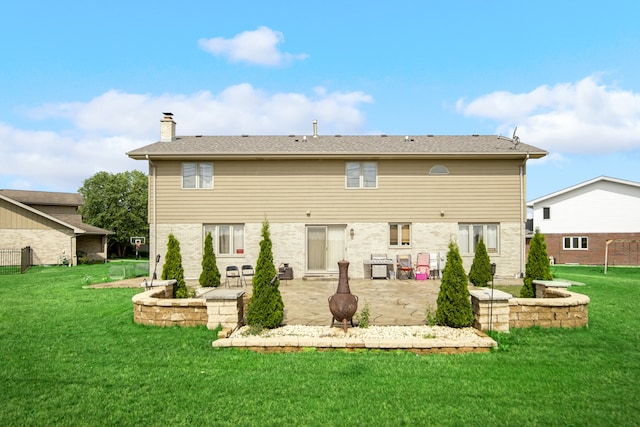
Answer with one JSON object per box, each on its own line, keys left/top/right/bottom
{"left": 415, "top": 253, "right": 430, "bottom": 280}
{"left": 396, "top": 254, "right": 414, "bottom": 279}
{"left": 241, "top": 264, "right": 254, "bottom": 286}
{"left": 224, "top": 265, "right": 241, "bottom": 287}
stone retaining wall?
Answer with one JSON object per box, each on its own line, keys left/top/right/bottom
{"left": 132, "top": 283, "right": 245, "bottom": 330}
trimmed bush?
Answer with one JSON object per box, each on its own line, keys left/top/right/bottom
{"left": 436, "top": 241, "right": 474, "bottom": 328}
{"left": 161, "top": 233, "right": 189, "bottom": 298}
{"left": 468, "top": 237, "right": 493, "bottom": 287}
{"left": 520, "top": 229, "right": 553, "bottom": 298}
{"left": 246, "top": 220, "right": 284, "bottom": 329}
{"left": 199, "top": 232, "right": 220, "bottom": 287}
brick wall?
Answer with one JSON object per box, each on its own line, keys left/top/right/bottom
{"left": 538, "top": 232, "right": 640, "bottom": 265}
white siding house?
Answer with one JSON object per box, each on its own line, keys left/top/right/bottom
{"left": 528, "top": 176, "right": 640, "bottom": 265}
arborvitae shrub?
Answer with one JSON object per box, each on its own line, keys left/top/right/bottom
{"left": 436, "top": 241, "right": 474, "bottom": 328}
{"left": 199, "top": 231, "right": 220, "bottom": 287}
{"left": 161, "top": 233, "right": 189, "bottom": 298}
{"left": 468, "top": 237, "right": 493, "bottom": 287}
{"left": 520, "top": 229, "right": 553, "bottom": 298}
{"left": 246, "top": 220, "right": 284, "bottom": 329}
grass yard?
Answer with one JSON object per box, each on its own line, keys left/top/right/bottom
{"left": 1, "top": 264, "right": 639, "bottom": 426}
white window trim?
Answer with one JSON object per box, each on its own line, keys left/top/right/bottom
{"left": 458, "top": 223, "right": 500, "bottom": 254}
{"left": 389, "top": 223, "right": 411, "bottom": 247}
{"left": 204, "top": 224, "right": 245, "bottom": 256}
{"left": 345, "top": 161, "right": 378, "bottom": 189}
{"left": 563, "top": 236, "right": 588, "bottom": 250}
{"left": 182, "top": 162, "right": 214, "bottom": 189}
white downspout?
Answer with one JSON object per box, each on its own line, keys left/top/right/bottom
{"left": 146, "top": 155, "right": 157, "bottom": 267}
{"left": 519, "top": 153, "right": 530, "bottom": 276}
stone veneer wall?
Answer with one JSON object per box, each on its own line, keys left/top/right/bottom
{"left": 151, "top": 221, "right": 524, "bottom": 280}
{"left": 132, "top": 283, "right": 245, "bottom": 330}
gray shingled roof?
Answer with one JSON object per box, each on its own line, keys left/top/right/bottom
{"left": 127, "top": 135, "right": 547, "bottom": 160}
{"left": 0, "top": 189, "right": 83, "bottom": 206}
{"left": 0, "top": 191, "right": 112, "bottom": 235}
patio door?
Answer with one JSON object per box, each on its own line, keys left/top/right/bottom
{"left": 306, "top": 225, "right": 345, "bottom": 273}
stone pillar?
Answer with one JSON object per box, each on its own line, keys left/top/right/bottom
{"left": 470, "top": 288, "right": 513, "bottom": 332}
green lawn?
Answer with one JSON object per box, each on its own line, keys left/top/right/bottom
{"left": 1, "top": 264, "right": 639, "bottom": 426}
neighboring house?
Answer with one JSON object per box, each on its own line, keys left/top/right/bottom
{"left": 127, "top": 113, "right": 547, "bottom": 280}
{"left": 0, "top": 190, "right": 112, "bottom": 266}
{"left": 528, "top": 176, "right": 640, "bottom": 266}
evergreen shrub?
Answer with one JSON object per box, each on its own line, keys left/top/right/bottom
{"left": 468, "top": 237, "right": 493, "bottom": 287}
{"left": 246, "top": 220, "right": 284, "bottom": 329}
{"left": 161, "top": 233, "right": 189, "bottom": 298}
{"left": 520, "top": 229, "right": 553, "bottom": 298}
{"left": 199, "top": 232, "right": 220, "bottom": 287}
{"left": 436, "top": 241, "right": 474, "bottom": 328}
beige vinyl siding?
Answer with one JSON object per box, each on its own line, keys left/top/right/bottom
{"left": 153, "top": 159, "right": 523, "bottom": 223}
{"left": 0, "top": 199, "right": 67, "bottom": 231}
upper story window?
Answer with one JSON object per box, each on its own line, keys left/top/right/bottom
{"left": 543, "top": 207, "right": 551, "bottom": 219}
{"left": 182, "top": 162, "right": 213, "bottom": 189}
{"left": 346, "top": 161, "right": 377, "bottom": 188}
{"left": 389, "top": 223, "right": 411, "bottom": 247}
{"left": 429, "top": 165, "right": 449, "bottom": 175}
{"left": 458, "top": 223, "right": 499, "bottom": 254}
{"left": 204, "top": 224, "right": 244, "bottom": 255}
{"left": 564, "top": 236, "right": 588, "bottom": 250}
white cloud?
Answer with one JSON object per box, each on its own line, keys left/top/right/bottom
{"left": 0, "top": 85, "right": 372, "bottom": 191}
{"left": 456, "top": 75, "right": 640, "bottom": 153}
{"left": 198, "top": 26, "right": 309, "bottom": 66}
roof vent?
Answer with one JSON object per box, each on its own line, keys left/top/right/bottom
{"left": 313, "top": 120, "right": 318, "bottom": 138}
{"left": 242, "top": 134, "right": 249, "bottom": 137}
{"left": 303, "top": 135, "right": 307, "bottom": 142}
{"left": 381, "top": 134, "right": 388, "bottom": 137}
{"left": 472, "top": 134, "right": 479, "bottom": 137}
{"left": 404, "top": 136, "right": 409, "bottom": 142}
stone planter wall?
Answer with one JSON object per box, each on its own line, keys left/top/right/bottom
{"left": 132, "top": 283, "right": 245, "bottom": 330}
{"left": 470, "top": 282, "right": 590, "bottom": 332}
{"left": 508, "top": 287, "right": 589, "bottom": 329}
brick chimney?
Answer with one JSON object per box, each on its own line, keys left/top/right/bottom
{"left": 160, "top": 112, "right": 175, "bottom": 142}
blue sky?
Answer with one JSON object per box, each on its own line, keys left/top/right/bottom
{"left": 1, "top": 1, "right": 639, "bottom": 200}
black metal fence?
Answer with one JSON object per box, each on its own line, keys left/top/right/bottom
{"left": 0, "top": 246, "right": 32, "bottom": 275}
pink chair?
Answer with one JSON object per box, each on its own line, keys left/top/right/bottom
{"left": 415, "top": 253, "right": 430, "bottom": 280}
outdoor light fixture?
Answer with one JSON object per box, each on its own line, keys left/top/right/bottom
{"left": 350, "top": 228, "right": 355, "bottom": 239}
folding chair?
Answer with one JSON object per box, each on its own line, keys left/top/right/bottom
{"left": 224, "top": 265, "right": 241, "bottom": 287}
{"left": 241, "top": 264, "right": 254, "bottom": 286}
{"left": 396, "top": 254, "right": 414, "bottom": 279}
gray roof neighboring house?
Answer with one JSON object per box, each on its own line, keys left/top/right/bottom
{"left": 0, "top": 190, "right": 112, "bottom": 235}
{"left": 127, "top": 134, "right": 547, "bottom": 160}
{"left": 0, "top": 189, "right": 83, "bottom": 206}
